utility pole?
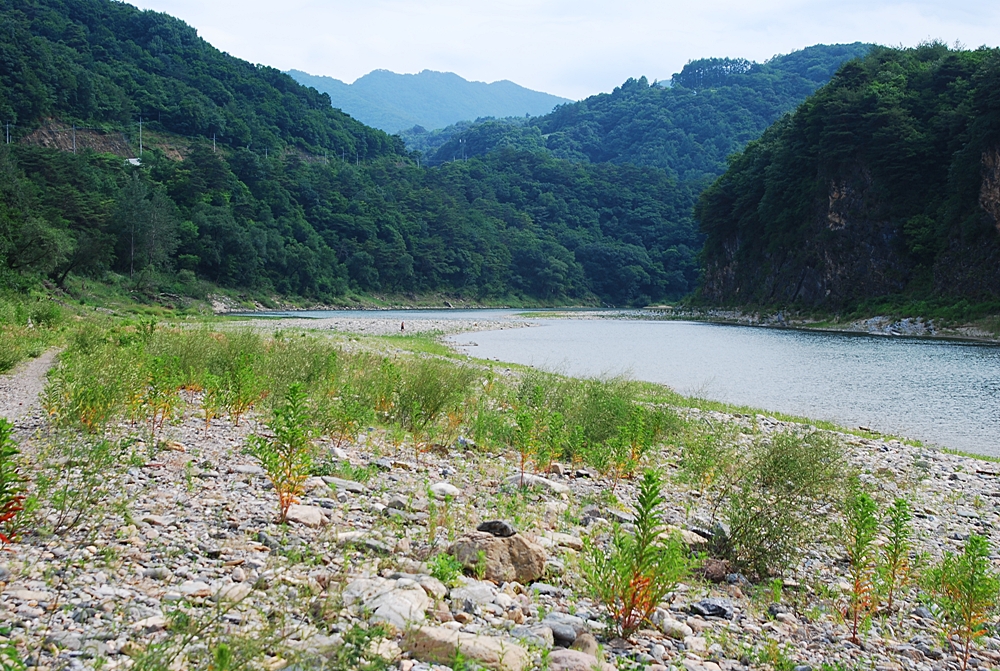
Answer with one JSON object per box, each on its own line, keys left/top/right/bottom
{"left": 4, "top": 122, "right": 9, "bottom": 145}
{"left": 264, "top": 147, "right": 267, "bottom": 159}
{"left": 355, "top": 150, "right": 359, "bottom": 167}
{"left": 72, "top": 125, "right": 76, "bottom": 154}
{"left": 212, "top": 133, "right": 216, "bottom": 152}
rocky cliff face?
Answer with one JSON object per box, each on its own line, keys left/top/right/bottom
{"left": 981, "top": 147, "right": 1000, "bottom": 231}
{"left": 701, "top": 150, "right": 1000, "bottom": 307}
{"left": 701, "top": 164, "right": 913, "bottom": 307}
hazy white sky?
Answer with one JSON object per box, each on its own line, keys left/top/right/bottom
{"left": 130, "top": 0, "right": 1000, "bottom": 100}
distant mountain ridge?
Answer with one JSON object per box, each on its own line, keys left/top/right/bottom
{"left": 405, "top": 44, "right": 872, "bottom": 181}
{"left": 286, "top": 69, "right": 571, "bottom": 133}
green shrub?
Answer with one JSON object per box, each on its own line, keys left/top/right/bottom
{"left": 722, "top": 431, "right": 846, "bottom": 579}
{"left": 675, "top": 420, "right": 739, "bottom": 491}
{"left": 43, "top": 338, "right": 145, "bottom": 433}
{"left": 583, "top": 469, "right": 691, "bottom": 638}
{"left": 393, "top": 358, "right": 475, "bottom": 438}
{"left": 925, "top": 534, "right": 1000, "bottom": 670}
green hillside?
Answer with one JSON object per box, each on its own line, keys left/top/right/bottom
{"left": 0, "top": 0, "right": 698, "bottom": 305}
{"left": 409, "top": 44, "right": 871, "bottom": 182}
{"left": 0, "top": 0, "right": 397, "bottom": 158}
{"left": 287, "top": 69, "right": 571, "bottom": 134}
{"left": 697, "top": 43, "right": 1000, "bottom": 309}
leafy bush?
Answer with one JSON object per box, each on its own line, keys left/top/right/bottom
{"left": 721, "top": 431, "right": 846, "bottom": 579}
{"left": 925, "top": 534, "right": 1000, "bottom": 670}
{"left": 583, "top": 469, "right": 691, "bottom": 638}
{"left": 246, "top": 384, "right": 316, "bottom": 523}
{"left": 393, "top": 358, "right": 475, "bottom": 439}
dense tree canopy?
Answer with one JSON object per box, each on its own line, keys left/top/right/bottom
{"left": 0, "top": 0, "right": 702, "bottom": 305}
{"left": 697, "top": 44, "right": 1000, "bottom": 307}
{"left": 0, "top": 141, "right": 700, "bottom": 303}
{"left": 0, "top": 0, "right": 398, "bottom": 158}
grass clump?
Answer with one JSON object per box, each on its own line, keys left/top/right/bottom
{"left": 427, "top": 552, "right": 466, "bottom": 587}
{"left": 583, "top": 469, "right": 691, "bottom": 638}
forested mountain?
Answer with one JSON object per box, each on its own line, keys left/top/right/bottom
{"left": 410, "top": 44, "right": 872, "bottom": 182}
{"left": 0, "top": 0, "right": 698, "bottom": 305}
{"left": 697, "top": 44, "right": 1000, "bottom": 308}
{"left": 287, "top": 69, "right": 571, "bottom": 134}
{"left": 0, "top": 0, "right": 397, "bottom": 159}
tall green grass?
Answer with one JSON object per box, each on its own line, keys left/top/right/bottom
{"left": 0, "top": 295, "right": 64, "bottom": 372}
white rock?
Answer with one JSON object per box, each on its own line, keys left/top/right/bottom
{"left": 212, "top": 581, "right": 252, "bottom": 603}
{"left": 684, "top": 635, "right": 708, "bottom": 654}
{"left": 177, "top": 580, "right": 212, "bottom": 597}
{"left": 403, "top": 626, "right": 530, "bottom": 671}
{"left": 659, "top": 616, "right": 693, "bottom": 640}
{"left": 11, "top": 590, "right": 51, "bottom": 602}
{"left": 430, "top": 482, "right": 461, "bottom": 499}
{"left": 368, "top": 583, "right": 432, "bottom": 629}
{"left": 133, "top": 615, "right": 167, "bottom": 633}
{"left": 343, "top": 578, "right": 396, "bottom": 606}
{"left": 504, "top": 473, "right": 570, "bottom": 494}
{"left": 285, "top": 504, "right": 329, "bottom": 527}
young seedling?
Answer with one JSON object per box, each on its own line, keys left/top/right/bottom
{"left": 246, "top": 384, "right": 316, "bottom": 523}
{"left": 926, "top": 534, "right": 1000, "bottom": 670}
{"left": 879, "top": 497, "right": 913, "bottom": 611}
{"left": 583, "top": 468, "right": 691, "bottom": 638}
{"left": 843, "top": 488, "right": 879, "bottom": 644}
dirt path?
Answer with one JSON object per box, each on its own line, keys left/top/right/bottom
{"left": 0, "top": 349, "right": 58, "bottom": 424}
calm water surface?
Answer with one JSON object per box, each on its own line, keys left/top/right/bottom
{"left": 447, "top": 319, "right": 1000, "bottom": 456}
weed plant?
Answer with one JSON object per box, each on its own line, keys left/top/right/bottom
{"left": 0, "top": 419, "right": 25, "bottom": 544}
{"left": 246, "top": 384, "right": 316, "bottom": 523}
{"left": 925, "top": 534, "right": 1000, "bottom": 670}
{"left": 30, "top": 434, "right": 134, "bottom": 535}
{"left": 842, "top": 487, "right": 879, "bottom": 643}
{"left": 583, "top": 469, "right": 691, "bottom": 638}
{"left": 879, "top": 497, "right": 913, "bottom": 611}
{"left": 427, "top": 552, "right": 465, "bottom": 587}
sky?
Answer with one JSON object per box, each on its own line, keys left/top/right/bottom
{"left": 129, "top": 0, "right": 1000, "bottom": 101}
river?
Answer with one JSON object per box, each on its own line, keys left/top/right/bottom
{"left": 247, "top": 309, "right": 1000, "bottom": 455}
{"left": 445, "top": 316, "right": 1000, "bottom": 456}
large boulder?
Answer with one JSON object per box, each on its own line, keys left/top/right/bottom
{"left": 403, "top": 626, "right": 530, "bottom": 671}
{"left": 449, "top": 531, "right": 547, "bottom": 584}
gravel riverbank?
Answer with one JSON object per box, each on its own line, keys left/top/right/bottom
{"left": 1, "top": 327, "right": 998, "bottom": 671}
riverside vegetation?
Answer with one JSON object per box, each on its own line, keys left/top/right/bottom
{"left": 0, "top": 315, "right": 999, "bottom": 670}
